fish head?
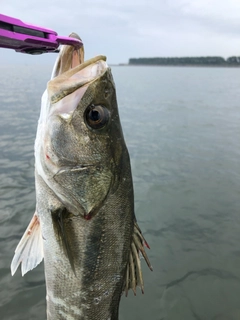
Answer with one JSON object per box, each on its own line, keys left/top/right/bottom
{"left": 35, "top": 56, "right": 126, "bottom": 217}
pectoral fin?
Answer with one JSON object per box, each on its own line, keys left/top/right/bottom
{"left": 124, "top": 221, "right": 153, "bottom": 296}
{"left": 11, "top": 213, "right": 44, "bottom": 276}
{"left": 51, "top": 208, "right": 76, "bottom": 274}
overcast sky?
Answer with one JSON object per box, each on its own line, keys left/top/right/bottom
{"left": 1, "top": 0, "right": 240, "bottom": 64}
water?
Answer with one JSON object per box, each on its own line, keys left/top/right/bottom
{"left": 0, "top": 64, "right": 240, "bottom": 320}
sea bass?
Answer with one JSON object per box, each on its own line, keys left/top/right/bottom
{"left": 11, "top": 33, "right": 152, "bottom": 320}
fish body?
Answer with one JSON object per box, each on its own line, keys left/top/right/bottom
{"left": 11, "top": 34, "right": 151, "bottom": 320}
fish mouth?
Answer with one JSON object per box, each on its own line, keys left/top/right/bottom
{"left": 48, "top": 55, "right": 108, "bottom": 104}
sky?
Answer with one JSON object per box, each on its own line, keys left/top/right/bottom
{"left": 1, "top": 0, "right": 240, "bottom": 64}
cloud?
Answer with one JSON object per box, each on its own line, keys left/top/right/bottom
{"left": 1, "top": 0, "right": 240, "bottom": 63}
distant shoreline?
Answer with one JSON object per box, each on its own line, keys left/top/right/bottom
{"left": 113, "top": 64, "right": 240, "bottom": 68}
{"left": 117, "top": 56, "right": 240, "bottom": 68}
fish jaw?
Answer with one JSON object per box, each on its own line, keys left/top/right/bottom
{"left": 51, "top": 32, "right": 84, "bottom": 79}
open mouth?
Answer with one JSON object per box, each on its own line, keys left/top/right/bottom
{"left": 48, "top": 56, "right": 108, "bottom": 104}
{"left": 46, "top": 56, "right": 108, "bottom": 120}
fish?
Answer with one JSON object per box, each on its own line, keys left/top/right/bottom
{"left": 11, "top": 33, "right": 152, "bottom": 320}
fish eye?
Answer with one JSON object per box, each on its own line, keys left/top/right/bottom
{"left": 85, "top": 104, "right": 109, "bottom": 129}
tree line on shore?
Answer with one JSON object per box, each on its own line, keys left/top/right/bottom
{"left": 129, "top": 56, "right": 240, "bottom": 66}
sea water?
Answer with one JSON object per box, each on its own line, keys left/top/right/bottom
{"left": 0, "top": 64, "right": 240, "bottom": 320}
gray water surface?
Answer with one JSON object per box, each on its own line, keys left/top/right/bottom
{"left": 0, "top": 65, "right": 240, "bottom": 320}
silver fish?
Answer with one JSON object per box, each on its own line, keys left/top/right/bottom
{"left": 11, "top": 33, "right": 152, "bottom": 320}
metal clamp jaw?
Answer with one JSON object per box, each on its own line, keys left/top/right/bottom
{"left": 0, "top": 14, "right": 83, "bottom": 54}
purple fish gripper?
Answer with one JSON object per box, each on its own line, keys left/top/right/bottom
{"left": 0, "top": 13, "right": 83, "bottom": 54}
